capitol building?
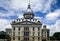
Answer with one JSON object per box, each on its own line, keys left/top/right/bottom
{"left": 6, "top": 2, "right": 50, "bottom": 41}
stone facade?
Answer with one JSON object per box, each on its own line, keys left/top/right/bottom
{"left": 6, "top": 3, "right": 50, "bottom": 41}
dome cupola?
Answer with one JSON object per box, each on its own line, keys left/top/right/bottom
{"left": 23, "top": 2, "right": 34, "bottom": 19}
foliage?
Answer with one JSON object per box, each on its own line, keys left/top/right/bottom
{"left": 0, "top": 31, "right": 7, "bottom": 39}
{"left": 50, "top": 32, "right": 60, "bottom": 40}
{"left": 0, "top": 31, "right": 11, "bottom": 41}
{"left": 53, "top": 32, "right": 60, "bottom": 40}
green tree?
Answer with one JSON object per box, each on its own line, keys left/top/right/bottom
{"left": 50, "top": 36, "right": 55, "bottom": 40}
{"left": 0, "top": 31, "right": 6, "bottom": 39}
{"left": 53, "top": 32, "right": 60, "bottom": 40}
{"left": 50, "top": 32, "right": 60, "bottom": 40}
{"left": 0, "top": 31, "right": 11, "bottom": 41}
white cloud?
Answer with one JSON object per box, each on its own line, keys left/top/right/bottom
{"left": 11, "top": 0, "right": 28, "bottom": 10}
{"left": 0, "top": 19, "right": 11, "bottom": 31}
{"left": 18, "top": 14, "right": 23, "bottom": 18}
{"left": 0, "top": 0, "right": 57, "bottom": 18}
{"left": 41, "top": 0, "right": 54, "bottom": 13}
{"left": 0, "top": 0, "right": 11, "bottom": 10}
{"left": 43, "top": 9, "right": 60, "bottom": 36}
{"left": 47, "top": 20, "right": 60, "bottom": 36}
{"left": 10, "top": 0, "right": 57, "bottom": 13}
{"left": 46, "top": 9, "right": 60, "bottom": 20}
{"left": 34, "top": 16, "right": 42, "bottom": 21}
{"left": 54, "top": 20, "right": 60, "bottom": 32}
{"left": 0, "top": 11, "right": 16, "bottom": 17}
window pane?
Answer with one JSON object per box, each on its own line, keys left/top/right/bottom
{"left": 24, "top": 32, "right": 29, "bottom": 36}
{"left": 33, "top": 32, "right": 34, "bottom": 36}
{"left": 38, "top": 27, "right": 40, "bottom": 31}
{"left": 18, "top": 32, "right": 20, "bottom": 36}
{"left": 18, "top": 27, "right": 20, "bottom": 31}
{"left": 24, "top": 27, "right": 29, "bottom": 31}
{"left": 38, "top": 32, "right": 40, "bottom": 36}
{"left": 33, "top": 27, "right": 34, "bottom": 31}
{"left": 18, "top": 37, "right": 20, "bottom": 40}
{"left": 13, "top": 27, "right": 15, "bottom": 31}
{"left": 13, "top": 32, "right": 15, "bottom": 36}
{"left": 13, "top": 37, "right": 15, "bottom": 40}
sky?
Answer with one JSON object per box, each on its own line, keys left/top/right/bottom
{"left": 0, "top": 0, "right": 60, "bottom": 36}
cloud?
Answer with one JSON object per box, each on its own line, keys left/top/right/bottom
{"left": 47, "top": 20, "right": 60, "bottom": 36}
{"left": 0, "top": 11, "right": 15, "bottom": 17}
{"left": 0, "top": 0, "right": 57, "bottom": 18}
{"left": 42, "top": 9, "right": 60, "bottom": 36}
{"left": 54, "top": 20, "right": 60, "bottom": 32}
{"left": 0, "top": 19, "right": 11, "bottom": 31}
{"left": 6, "top": 0, "right": 57, "bottom": 13}
{"left": 34, "top": 16, "right": 42, "bottom": 21}
{"left": 11, "top": 0, "right": 28, "bottom": 10}
{"left": 46, "top": 9, "right": 60, "bottom": 20}
{"left": 0, "top": 0, "right": 11, "bottom": 11}
{"left": 42, "top": 9, "right": 60, "bottom": 25}
{"left": 18, "top": 14, "right": 23, "bottom": 18}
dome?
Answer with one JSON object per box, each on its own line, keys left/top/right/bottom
{"left": 26, "top": 9, "right": 33, "bottom": 13}
{"left": 24, "top": 5, "right": 33, "bottom": 14}
{"left": 23, "top": 5, "right": 34, "bottom": 19}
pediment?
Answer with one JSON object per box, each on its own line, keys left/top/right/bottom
{"left": 18, "top": 21, "right": 36, "bottom": 25}
{"left": 11, "top": 21, "right": 38, "bottom": 25}
{"left": 11, "top": 21, "right": 42, "bottom": 25}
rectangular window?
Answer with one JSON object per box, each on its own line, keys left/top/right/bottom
{"left": 33, "top": 37, "right": 34, "bottom": 41}
{"left": 24, "top": 32, "right": 29, "bottom": 36}
{"left": 33, "top": 32, "right": 34, "bottom": 36}
{"left": 24, "top": 38, "right": 29, "bottom": 40}
{"left": 24, "top": 27, "right": 29, "bottom": 31}
{"left": 13, "top": 32, "right": 15, "bottom": 36}
{"left": 27, "top": 38, "right": 29, "bottom": 40}
{"left": 38, "top": 27, "right": 40, "bottom": 31}
{"left": 38, "top": 37, "right": 40, "bottom": 41}
{"left": 13, "top": 37, "right": 15, "bottom": 40}
{"left": 18, "top": 37, "right": 20, "bottom": 40}
{"left": 38, "top": 32, "right": 40, "bottom": 36}
{"left": 38, "top": 37, "right": 40, "bottom": 39}
{"left": 18, "top": 32, "right": 20, "bottom": 36}
{"left": 33, "top": 37, "right": 34, "bottom": 39}
{"left": 24, "top": 26, "right": 29, "bottom": 37}
{"left": 18, "top": 27, "right": 20, "bottom": 31}
{"left": 33, "top": 27, "right": 34, "bottom": 31}
{"left": 13, "top": 27, "right": 15, "bottom": 31}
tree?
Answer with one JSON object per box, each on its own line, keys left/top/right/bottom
{"left": 0, "top": 31, "right": 6, "bottom": 39}
{"left": 53, "top": 32, "right": 60, "bottom": 40}
{"left": 50, "top": 36, "right": 55, "bottom": 40}
{"left": 0, "top": 31, "right": 11, "bottom": 41}
{"left": 50, "top": 32, "right": 60, "bottom": 40}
